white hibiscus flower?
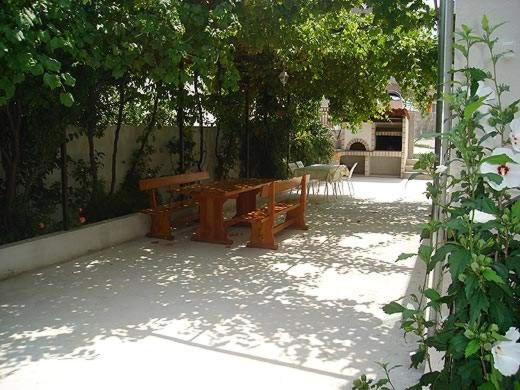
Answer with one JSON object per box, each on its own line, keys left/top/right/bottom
{"left": 492, "top": 327, "right": 520, "bottom": 376}
{"left": 510, "top": 118, "right": 520, "bottom": 153}
{"left": 471, "top": 210, "right": 496, "bottom": 223}
{"left": 435, "top": 165, "right": 447, "bottom": 174}
{"left": 480, "top": 147, "right": 520, "bottom": 191}
{"left": 476, "top": 81, "right": 496, "bottom": 115}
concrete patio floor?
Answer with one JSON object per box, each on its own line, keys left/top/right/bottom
{"left": 0, "top": 177, "right": 430, "bottom": 390}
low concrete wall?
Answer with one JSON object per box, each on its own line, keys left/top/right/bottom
{"left": 370, "top": 156, "right": 401, "bottom": 176}
{"left": 0, "top": 213, "right": 150, "bottom": 280}
{"left": 339, "top": 155, "right": 366, "bottom": 175}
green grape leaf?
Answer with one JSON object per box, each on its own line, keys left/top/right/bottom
{"left": 482, "top": 268, "right": 504, "bottom": 284}
{"left": 382, "top": 302, "right": 405, "bottom": 315}
{"left": 59, "top": 92, "right": 74, "bottom": 107}
{"left": 464, "top": 339, "right": 481, "bottom": 358}
{"left": 43, "top": 72, "right": 61, "bottom": 89}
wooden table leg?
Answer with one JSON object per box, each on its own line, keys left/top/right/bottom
{"left": 232, "top": 189, "right": 259, "bottom": 227}
{"left": 235, "top": 189, "right": 258, "bottom": 216}
{"left": 192, "top": 195, "right": 232, "bottom": 245}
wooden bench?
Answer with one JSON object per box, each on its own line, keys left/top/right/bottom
{"left": 237, "top": 175, "right": 309, "bottom": 249}
{"left": 138, "top": 171, "right": 210, "bottom": 240}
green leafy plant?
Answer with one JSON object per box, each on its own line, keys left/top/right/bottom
{"left": 353, "top": 363, "right": 402, "bottom": 390}
{"left": 292, "top": 119, "right": 335, "bottom": 166}
{"left": 358, "top": 17, "right": 520, "bottom": 389}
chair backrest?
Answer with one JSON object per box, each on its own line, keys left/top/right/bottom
{"left": 348, "top": 163, "right": 358, "bottom": 179}
{"left": 340, "top": 164, "right": 350, "bottom": 177}
{"left": 329, "top": 166, "right": 344, "bottom": 182}
{"left": 296, "top": 161, "right": 304, "bottom": 168}
{"left": 288, "top": 162, "right": 298, "bottom": 174}
{"left": 139, "top": 171, "right": 210, "bottom": 192}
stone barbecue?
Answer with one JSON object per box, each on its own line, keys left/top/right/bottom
{"left": 331, "top": 107, "right": 411, "bottom": 178}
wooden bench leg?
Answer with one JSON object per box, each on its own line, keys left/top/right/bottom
{"left": 286, "top": 208, "right": 308, "bottom": 230}
{"left": 247, "top": 220, "right": 278, "bottom": 250}
{"left": 147, "top": 212, "right": 174, "bottom": 240}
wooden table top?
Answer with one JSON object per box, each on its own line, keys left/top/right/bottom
{"left": 174, "top": 178, "right": 273, "bottom": 197}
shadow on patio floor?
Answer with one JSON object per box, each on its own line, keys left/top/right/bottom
{"left": 0, "top": 195, "right": 429, "bottom": 389}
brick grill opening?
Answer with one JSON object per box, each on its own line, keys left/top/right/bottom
{"left": 375, "top": 135, "right": 402, "bottom": 151}
{"left": 349, "top": 142, "right": 367, "bottom": 151}
{"left": 375, "top": 120, "right": 403, "bottom": 151}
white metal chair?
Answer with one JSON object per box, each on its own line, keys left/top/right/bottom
{"left": 345, "top": 162, "right": 358, "bottom": 196}
{"left": 330, "top": 166, "right": 345, "bottom": 198}
{"left": 296, "top": 161, "right": 304, "bottom": 168}
{"left": 288, "top": 162, "right": 298, "bottom": 176}
{"left": 287, "top": 162, "right": 300, "bottom": 196}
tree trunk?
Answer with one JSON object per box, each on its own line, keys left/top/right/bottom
{"left": 214, "top": 61, "right": 223, "bottom": 178}
{"left": 194, "top": 72, "right": 205, "bottom": 171}
{"left": 86, "top": 89, "right": 98, "bottom": 197}
{"left": 60, "top": 140, "right": 69, "bottom": 230}
{"left": 127, "top": 88, "right": 160, "bottom": 180}
{"left": 177, "top": 61, "right": 186, "bottom": 174}
{"left": 244, "top": 83, "right": 250, "bottom": 178}
{"left": 286, "top": 93, "right": 292, "bottom": 177}
{"left": 110, "top": 80, "right": 126, "bottom": 194}
{"left": 3, "top": 102, "right": 22, "bottom": 222}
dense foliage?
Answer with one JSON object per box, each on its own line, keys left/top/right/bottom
{"left": 355, "top": 18, "right": 520, "bottom": 389}
{"left": 0, "top": 0, "right": 436, "bottom": 244}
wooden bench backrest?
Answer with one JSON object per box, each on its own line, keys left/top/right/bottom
{"left": 139, "top": 171, "right": 210, "bottom": 192}
{"left": 260, "top": 175, "right": 308, "bottom": 198}
{"left": 264, "top": 174, "right": 308, "bottom": 221}
{"left": 139, "top": 171, "right": 210, "bottom": 209}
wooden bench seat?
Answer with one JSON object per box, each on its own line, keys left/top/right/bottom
{"left": 237, "top": 175, "right": 309, "bottom": 250}
{"left": 239, "top": 202, "right": 300, "bottom": 221}
{"left": 141, "top": 198, "right": 197, "bottom": 215}
{"left": 138, "top": 171, "right": 210, "bottom": 240}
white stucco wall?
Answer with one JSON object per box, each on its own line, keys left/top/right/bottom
{"left": 344, "top": 122, "right": 374, "bottom": 151}
{"left": 455, "top": 0, "right": 520, "bottom": 107}
{"left": 452, "top": 1, "right": 520, "bottom": 181}
{"left": 47, "top": 125, "right": 220, "bottom": 192}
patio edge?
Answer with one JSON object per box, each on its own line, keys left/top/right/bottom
{"left": 0, "top": 213, "right": 150, "bottom": 280}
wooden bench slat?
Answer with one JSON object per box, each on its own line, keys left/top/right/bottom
{"left": 271, "top": 202, "right": 299, "bottom": 216}
{"left": 273, "top": 219, "right": 295, "bottom": 235}
{"left": 170, "top": 199, "right": 198, "bottom": 209}
{"left": 141, "top": 206, "right": 173, "bottom": 215}
{"left": 260, "top": 176, "right": 302, "bottom": 197}
{"left": 238, "top": 202, "right": 299, "bottom": 223}
{"left": 139, "top": 171, "right": 210, "bottom": 191}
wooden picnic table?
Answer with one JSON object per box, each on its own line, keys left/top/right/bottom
{"left": 177, "top": 178, "right": 272, "bottom": 245}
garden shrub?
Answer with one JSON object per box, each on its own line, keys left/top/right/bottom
{"left": 355, "top": 17, "right": 520, "bottom": 389}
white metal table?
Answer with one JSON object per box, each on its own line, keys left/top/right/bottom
{"left": 294, "top": 164, "right": 348, "bottom": 197}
